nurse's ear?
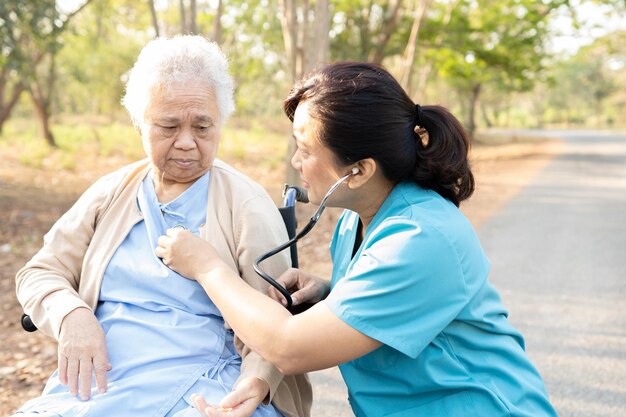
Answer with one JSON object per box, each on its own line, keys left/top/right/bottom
{"left": 347, "top": 158, "right": 377, "bottom": 189}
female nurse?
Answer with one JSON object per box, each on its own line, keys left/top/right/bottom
{"left": 157, "top": 62, "right": 558, "bottom": 417}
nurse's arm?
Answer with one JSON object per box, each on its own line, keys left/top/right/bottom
{"left": 156, "top": 228, "right": 381, "bottom": 374}
{"left": 197, "top": 263, "right": 381, "bottom": 375}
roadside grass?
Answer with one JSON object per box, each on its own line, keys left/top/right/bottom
{"left": 0, "top": 116, "right": 289, "bottom": 172}
{"left": 1, "top": 116, "right": 559, "bottom": 186}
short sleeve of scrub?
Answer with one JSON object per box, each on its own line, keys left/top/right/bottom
{"left": 325, "top": 215, "right": 471, "bottom": 359}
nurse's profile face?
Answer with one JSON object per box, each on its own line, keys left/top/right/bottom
{"left": 290, "top": 101, "right": 347, "bottom": 206}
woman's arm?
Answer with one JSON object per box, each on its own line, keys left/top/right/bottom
{"left": 157, "top": 229, "right": 381, "bottom": 375}
{"left": 15, "top": 175, "right": 116, "bottom": 400}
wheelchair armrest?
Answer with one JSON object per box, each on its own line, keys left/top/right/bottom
{"left": 21, "top": 313, "right": 38, "bottom": 332}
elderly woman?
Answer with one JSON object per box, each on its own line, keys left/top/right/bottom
{"left": 14, "top": 36, "right": 311, "bottom": 417}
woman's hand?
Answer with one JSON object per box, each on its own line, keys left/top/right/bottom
{"left": 191, "top": 376, "right": 270, "bottom": 417}
{"left": 267, "top": 267, "right": 330, "bottom": 307}
{"left": 156, "top": 228, "right": 226, "bottom": 280}
{"left": 57, "top": 307, "right": 112, "bottom": 400}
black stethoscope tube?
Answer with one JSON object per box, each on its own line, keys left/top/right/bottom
{"left": 253, "top": 172, "right": 353, "bottom": 310}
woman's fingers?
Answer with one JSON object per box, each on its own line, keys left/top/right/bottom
{"left": 79, "top": 356, "right": 93, "bottom": 400}
{"left": 57, "top": 308, "right": 111, "bottom": 400}
{"left": 57, "top": 351, "right": 68, "bottom": 385}
{"left": 93, "top": 353, "right": 111, "bottom": 394}
{"left": 66, "top": 356, "right": 80, "bottom": 396}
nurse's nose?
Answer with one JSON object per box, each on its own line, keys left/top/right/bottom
{"left": 291, "top": 149, "right": 302, "bottom": 172}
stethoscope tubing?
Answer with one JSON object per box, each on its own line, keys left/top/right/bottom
{"left": 253, "top": 172, "right": 353, "bottom": 309}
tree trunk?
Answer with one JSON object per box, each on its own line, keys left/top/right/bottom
{"left": 309, "top": 0, "right": 330, "bottom": 70}
{"left": 0, "top": 81, "right": 25, "bottom": 135}
{"left": 481, "top": 102, "right": 493, "bottom": 127}
{"left": 357, "top": 3, "right": 373, "bottom": 61}
{"left": 279, "top": 0, "right": 298, "bottom": 82}
{"left": 398, "top": 0, "right": 431, "bottom": 92}
{"left": 189, "top": 0, "right": 197, "bottom": 34}
{"left": 179, "top": 0, "right": 187, "bottom": 33}
{"left": 31, "top": 90, "right": 56, "bottom": 147}
{"left": 29, "top": 54, "right": 57, "bottom": 147}
{"left": 212, "top": 0, "right": 223, "bottom": 44}
{"left": 466, "top": 83, "right": 481, "bottom": 139}
{"left": 279, "top": 0, "right": 330, "bottom": 186}
{"left": 412, "top": 0, "right": 458, "bottom": 101}
{"left": 370, "top": 0, "right": 402, "bottom": 65}
{"left": 148, "top": 0, "right": 160, "bottom": 37}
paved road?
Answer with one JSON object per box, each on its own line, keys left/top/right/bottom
{"left": 478, "top": 130, "right": 626, "bottom": 417}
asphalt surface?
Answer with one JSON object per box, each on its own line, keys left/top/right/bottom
{"left": 478, "top": 130, "right": 626, "bottom": 417}
{"left": 309, "top": 130, "right": 626, "bottom": 417}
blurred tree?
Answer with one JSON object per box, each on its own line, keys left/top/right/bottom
{"left": 432, "top": 0, "right": 571, "bottom": 138}
{"left": 545, "top": 29, "right": 625, "bottom": 126}
{"left": 178, "top": 0, "right": 198, "bottom": 33}
{"left": 148, "top": 0, "right": 160, "bottom": 36}
{"left": 397, "top": 0, "right": 432, "bottom": 91}
{"left": 278, "top": 0, "right": 331, "bottom": 183}
{"left": 0, "top": 5, "right": 27, "bottom": 135}
{"left": 0, "top": 0, "right": 93, "bottom": 146}
{"left": 331, "top": 0, "right": 406, "bottom": 62}
{"left": 411, "top": 0, "right": 459, "bottom": 101}
{"left": 56, "top": 0, "right": 150, "bottom": 119}
{"left": 212, "top": 0, "right": 223, "bottom": 44}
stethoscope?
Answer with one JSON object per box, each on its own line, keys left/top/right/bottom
{"left": 253, "top": 167, "right": 359, "bottom": 312}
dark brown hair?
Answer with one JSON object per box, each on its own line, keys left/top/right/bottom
{"left": 284, "top": 62, "right": 474, "bottom": 206}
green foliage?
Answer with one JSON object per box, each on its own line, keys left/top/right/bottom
{"left": 0, "top": 0, "right": 61, "bottom": 74}
{"left": 3, "top": 0, "right": 626, "bottom": 157}
{"left": 55, "top": 0, "right": 150, "bottom": 116}
{"left": 218, "top": 0, "right": 288, "bottom": 115}
{"left": 330, "top": 0, "right": 410, "bottom": 61}
{"left": 541, "top": 29, "right": 625, "bottom": 126}
{"left": 1, "top": 115, "right": 288, "bottom": 170}
{"left": 435, "top": 0, "right": 570, "bottom": 92}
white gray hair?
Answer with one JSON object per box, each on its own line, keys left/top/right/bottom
{"left": 122, "top": 35, "right": 235, "bottom": 127}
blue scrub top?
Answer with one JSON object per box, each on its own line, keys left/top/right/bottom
{"left": 324, "top": 182, "right": 557, "bottom": 417}
{"left": 18, "top": 171, "right": 281, "bottom": 417}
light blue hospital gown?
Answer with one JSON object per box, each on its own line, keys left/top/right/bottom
{"left": 16, "top": 171, "right": 282, "bottom": 417}
{"left": 324, "top": 182, "right": 557, "bottom": 417}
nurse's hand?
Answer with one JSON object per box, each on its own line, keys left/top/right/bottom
{"left": 156, "top": 228, "right": 227, "bottom": 280}
{"left": 268, "top": 267, "right": 330, "bottom": 307}
{"left": 191, "top": 376, "right": 270, "bottom": 417}
{"left": 58, "top": 307, "right": 112, "bottom": 401}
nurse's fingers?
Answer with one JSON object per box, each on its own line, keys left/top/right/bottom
{"left": 267, "top": 286, "right": 288, "bottom": 306}
{"left": 192, "top": 395, "right": 223, "bottom": 417}
{"left": 157, "top": 234, "right": 171, "bottom": 248}
{"left": 154, "top": 245, "right": 167, "bottom": 260}
{"left": 274, "top": 268, "right": 301, "bottom": 290}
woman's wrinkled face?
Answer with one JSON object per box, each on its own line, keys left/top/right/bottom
{"left": 291, "top": 101, "right": 348, "bottom": 206}
{"left": 141, "top": 81, "right": 221, "bottom": 185}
